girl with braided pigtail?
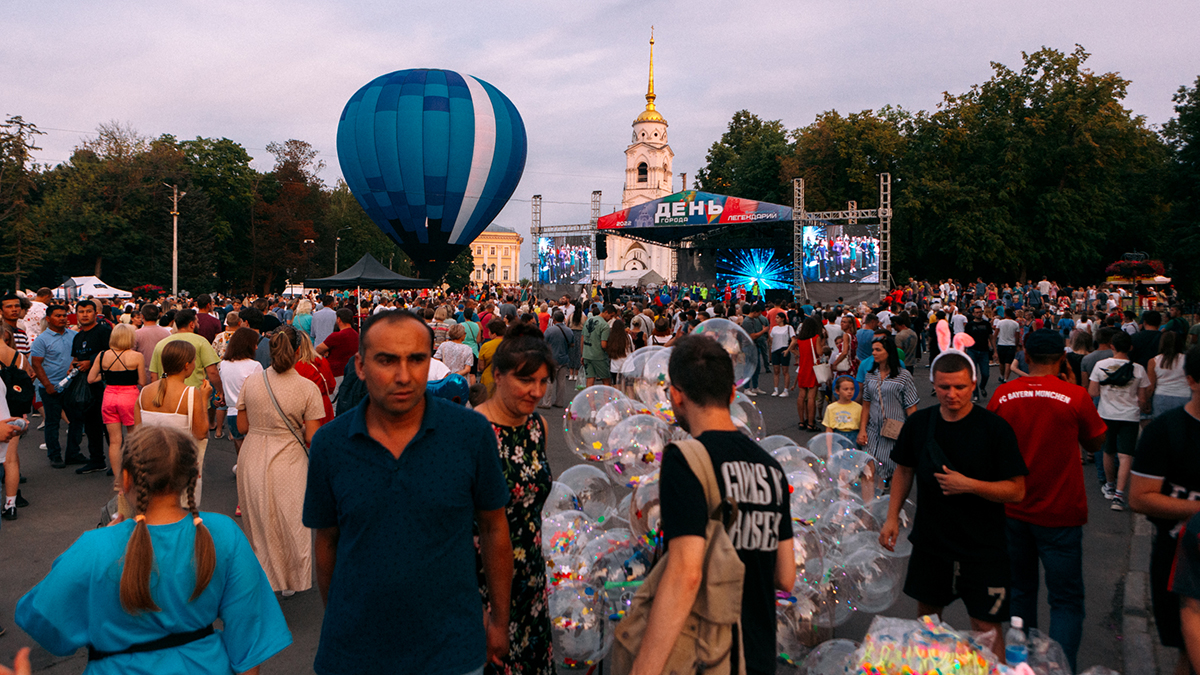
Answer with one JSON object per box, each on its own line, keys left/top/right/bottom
{"left": 15, "top": 426, "right": 292, "bottom": 674}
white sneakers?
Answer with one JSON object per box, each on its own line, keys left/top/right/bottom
{"left": 771, "top": 388, "right": 790, "bottom": 397}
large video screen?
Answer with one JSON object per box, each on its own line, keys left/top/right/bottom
{"left": 537, "top": 236, "right": 592, "bottom": 285}
{"left": 714, "top": 248, "right": 793, "bottom": 291}
{"left": 800, "top": 224, "right": 880, "bottom": 284}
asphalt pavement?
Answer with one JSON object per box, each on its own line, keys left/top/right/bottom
{"left": 0, "top": 365, "right": 1131, "bottom": 673}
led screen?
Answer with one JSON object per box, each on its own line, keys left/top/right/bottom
{"left": 537, "top": 236, "right": 592, "bottom": 284}
{"left": 800, "top": 224, "right": 880, "bottom": 283}
{"left": 714, "top": 248, "right": 793, "bottom": 291}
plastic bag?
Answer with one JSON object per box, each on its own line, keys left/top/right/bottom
{"left": 1025, "top": 628, "right": 1071, "bottom": 675}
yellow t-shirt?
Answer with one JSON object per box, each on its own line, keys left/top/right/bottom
{"left": 479, "top": 337, "right": 503, "bottom": 395}
{"left": 822, "top": 401, "right": 862, "bottom": 431}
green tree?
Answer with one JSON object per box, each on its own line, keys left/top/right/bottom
{"left": 441, "top": 247, "right": 475, "bottom": 290}
{"left": 251, "top": 140, "right": 328, "bottom": 293}
{"left": 695, "top": 111, "right": 791, "bottom": 204}
{"left": 0, "top": 116, "right": 47, "bottom": 289}
{"left": 899, "top": 46, "right": 1168, "bottom": 282}
{"left": 1161, "top": 76, "right": 1200, "bottom": 297}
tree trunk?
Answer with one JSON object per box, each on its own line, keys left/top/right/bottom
{"left": 94, "top": 255, "right": 103, "bottom": 278}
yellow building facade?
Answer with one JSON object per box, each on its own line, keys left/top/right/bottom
{"left": 470, "top": 224, "right": 524, "bottom": 284}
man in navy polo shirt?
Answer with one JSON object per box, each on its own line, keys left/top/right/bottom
{"left": 303, "top": 310, "right": 512, "bottom": 675}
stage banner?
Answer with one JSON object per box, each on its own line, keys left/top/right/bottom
{"left": 598, "top": 190, "right": 793, "bottom": 230}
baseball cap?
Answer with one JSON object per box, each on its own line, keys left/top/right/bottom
{"left": 1024, "top": 329, "right": 1065, "bottom": 356}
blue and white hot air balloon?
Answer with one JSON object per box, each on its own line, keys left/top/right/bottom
{"left": 336, "top": 68, "right": 527, "bottom": 278}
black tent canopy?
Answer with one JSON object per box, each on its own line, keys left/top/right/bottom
{"left": 305, "top": 254, "right": 433, "bottom": 289}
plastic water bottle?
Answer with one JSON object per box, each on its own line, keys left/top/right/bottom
{"left": 1005, "top": 616, "right": 1028, "bottom": 665}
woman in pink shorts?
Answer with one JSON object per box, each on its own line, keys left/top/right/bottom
{"left": 86, "top": 323, "right": 146, "bottom": 483}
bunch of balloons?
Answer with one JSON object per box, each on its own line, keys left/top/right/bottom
{"left": 541, "top": 465, "right": 660, "bottom": 670}
{"left": 765, "top": 432, "right": 915, "bottom": 672}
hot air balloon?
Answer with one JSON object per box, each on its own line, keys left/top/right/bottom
{"left": 336, "top": 69, "right": 528, "bottom": 279}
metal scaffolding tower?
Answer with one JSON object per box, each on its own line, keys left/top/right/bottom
{"left": 792, "top": 173, "right": 893, "bottom": 300}
{"left": 530, "top": 194, "right": 542, "bottom": 294}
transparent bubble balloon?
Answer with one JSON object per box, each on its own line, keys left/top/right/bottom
{"left": 788, "top": 465, "right": 828, "bottom": 524}
{"left": 730, "top": 391, "right": 765, "bottom": 440}
{"left": 558, "top": 465, "right": 618, "bottom": 525}
{"left": 563, "top": 386, "right": 631, "bottom": 462}
{"left": 542, "top": 510, "right": 597, "bottom": 586}
{"left": 760, "top": 434, "right": 801, "bottom": 453}
{"left": 634, "top": 347, "right": 674, "bottom": 423}
{"left": 691, "top": 318, "right": 756, "bottom": 387}
{"left": 542, "top": 481, "right": 581, "bottom": 519}
{"left": 622, "top": 345, "right": 665, "bottom": 379}
{"left": 776, "top": 604, "right": 810, "bottom": 672}
{"left": 841, "top": 532, "right": 904, "bottom": 613}
{"left": 826, "top": 449, "right": 880, "bottom": 504}
{"left": 812, "top": 566, "right": 856, "bottom": 629}
{"left": 580, "top": 529, "right": 652, "bottom": 589}
{"left": 803, "top": 638, "right": 861, "bottom": 675}
{"left": 792, "top": 525, "right": 827, "bottom": 586}
{"left": 815, "top": 500, "right": 879, "bottom": 550}
{"left": 806, "top": 432, "right": 857, "bottom": 460}
{"left": 607, "top": 414, "right": 670, "bottom": 488}
{"left": 549, "top": 582, "right": 611, "bottom": 669}
{"left": 773, "top": 445, "right": 829, "bottom": 483}
{"left": 867, "top": 496, "right": 916, "bottom": 557}
{"left": 609, "top": 493, "right": 632, "bottom": 529}
{"left": 630, "top": 473, "right": 662, "bottom": 550}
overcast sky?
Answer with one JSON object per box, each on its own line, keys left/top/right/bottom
{"left": 5, "top": 0, "right": 1197, "bottom": 275}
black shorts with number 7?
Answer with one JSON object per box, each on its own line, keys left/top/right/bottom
{"left": 903, "top": 546, "right": 1011, "bottom": 623}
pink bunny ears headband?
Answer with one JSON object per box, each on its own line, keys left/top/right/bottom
{"left": 929, "top": 320, "right": 977, "bottom": 382}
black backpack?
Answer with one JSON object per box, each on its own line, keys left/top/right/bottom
{"left": 1, "top": 352, "right": 35, "bottom": 416}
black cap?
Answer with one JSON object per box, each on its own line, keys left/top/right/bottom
{"left": 1025, "top": 329, "right": 1065, "bottom": 356}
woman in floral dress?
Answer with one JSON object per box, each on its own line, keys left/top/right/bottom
{"left": 474, "top": 323, "right": 555, "bottom": 675}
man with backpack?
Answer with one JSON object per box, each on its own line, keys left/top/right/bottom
{"left": 618, "top": 335, "right": 795, "bottom": 675}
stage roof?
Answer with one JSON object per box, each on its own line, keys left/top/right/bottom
{"left": 597, "top": 190, "right": 793, "bottom": 244}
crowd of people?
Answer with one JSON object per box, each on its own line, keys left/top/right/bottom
{"left": 0, "top": 273, "right": 1199, "bottom": 674}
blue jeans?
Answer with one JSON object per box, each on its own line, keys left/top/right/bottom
{"left": 1007, "top": 518, "right": 1084, "bottom": 673}
{"left": 39, "top": 387, "right": 83, "bottom": 460}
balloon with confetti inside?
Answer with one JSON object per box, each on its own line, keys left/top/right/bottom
{"left": 633, "top": 347, "right": 675, "bottom": 423}
{"left": 629, "top": 471, "right": 662, "bottom": 551}
{"left": 690, "top": 318, "right": 757, "bottom": 387}
{"left": 563, "top": 386, "right": 632, "bottom": 462}
{"left": 606, "top": 414, "right": 670, "bottom": 488}
{"left": 558, "top": 464, "right": 619, "bottom": 525}
{"left": 548, "top": 582, "right": 612, "bottom": 670}
{"left": 541, "top": 510, "right": 597, "bottom": 586}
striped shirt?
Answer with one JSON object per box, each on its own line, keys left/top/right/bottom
{"left": 861, "top": 367, "right": 920, "bottom": 477}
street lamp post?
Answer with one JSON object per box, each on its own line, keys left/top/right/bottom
{"left": 164, "top": 184, "right": 186, "bottom": 297}
{"left": 334, "top": 226, "right": 352, "bottom": 273}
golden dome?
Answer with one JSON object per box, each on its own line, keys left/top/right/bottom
{"left": 632, "top": 28, "right": 667, "bottom": 127}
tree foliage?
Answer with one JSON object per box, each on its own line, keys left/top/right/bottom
{"left": 1161, "top": 76, "right": 1200, "bottom": 297}
{"left": 697, "top": 46, "right": 1181, "bottom": 286}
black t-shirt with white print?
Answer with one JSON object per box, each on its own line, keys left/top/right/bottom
{"left": 1132, "top": 407, "right": 1200, "bottom": 541}
{"left": 660, "top": 430, "right": 794, "bottom": 675}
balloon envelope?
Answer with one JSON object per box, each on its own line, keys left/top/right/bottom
{"left": 337, "top": 68, "right": 528, "bottom": 277}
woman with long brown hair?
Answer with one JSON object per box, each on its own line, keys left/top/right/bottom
{"left": 138, "top": 340, "right": 210, "bottom": 504}
{"left": 792, "top": 316, "right": 826, "bottom": 431}
{"left": 16, "top": 426, "right": 291, "bottom": 673}
{"left": 236, "top": 326, "right": 324, "bottom": 596}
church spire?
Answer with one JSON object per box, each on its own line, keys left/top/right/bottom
{"left": 645, "top": 27, "right": 656, "bottom": 111}
{"left": 633, "top": 27, "right": 667, "bottom": 126}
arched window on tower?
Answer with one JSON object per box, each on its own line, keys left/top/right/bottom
{"left": 637, "top": 163, "right": 648, "bottom": 183}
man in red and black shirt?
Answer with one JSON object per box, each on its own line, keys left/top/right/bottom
{"left": 317, "top": 308, "right": 359, "bottom": 382}
{"left": 988, "top": 329, "right": 1106, "bottom": 672}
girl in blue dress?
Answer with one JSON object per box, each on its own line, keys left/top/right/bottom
{"left": 16, "top": 426, "right": 292, "bottom": 675}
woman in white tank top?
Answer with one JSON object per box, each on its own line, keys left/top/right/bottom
{"left": 137, "top": 339, "right": 210, "bottom": 501}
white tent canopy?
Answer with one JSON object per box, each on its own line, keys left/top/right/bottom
{"left": 53, "top": 276, "right": 133, "bottom": 300}
{"left": 603, "top": 269, "right": 666, "bottom": 287}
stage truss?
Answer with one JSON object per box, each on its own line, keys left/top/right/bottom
{"left": 529, "top": 193, "right": 597, "bottom": 294}
{"left": 792, "top": 173, "right": 893, "bottom": 300}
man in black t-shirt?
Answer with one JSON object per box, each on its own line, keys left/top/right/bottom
{"left": 881, "top": 350, "right": 1027, "bottom": 646}
{"left": 964, "top": 307, "right": 994, "bottom": 401}
{"left": 1130, "top": 347, "right": 1200, "bottom": 670}
{"left": 70, "top": 300, "right": 112, "bottom": 475}
{"left": 637, "top": 335, "right": 795, "bottom": 675}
